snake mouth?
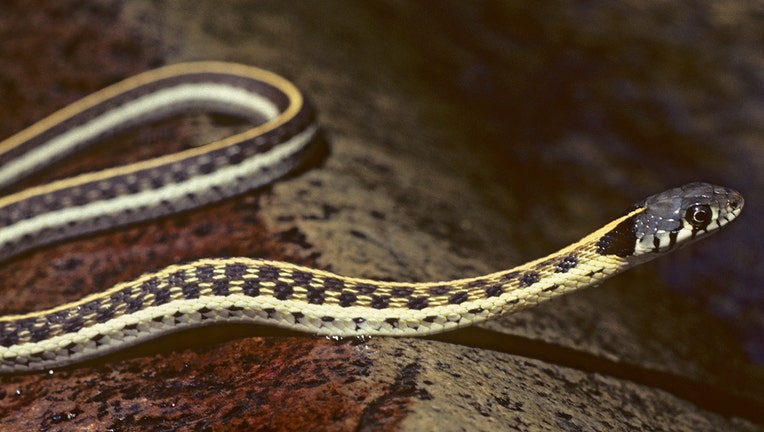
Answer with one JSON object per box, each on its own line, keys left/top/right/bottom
{"left": 727, "top": 190, "right": 744, "bottom": 217}
{"left": 713, "top": 187, "right": 744, "bottom": 232}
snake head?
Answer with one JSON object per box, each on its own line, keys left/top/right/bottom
{"left": 596, "top": 182, "right": 744, "bottom": 259}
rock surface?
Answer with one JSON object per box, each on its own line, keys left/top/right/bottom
{"left": 0, "top": 1, "right": 762, "bottom": 431}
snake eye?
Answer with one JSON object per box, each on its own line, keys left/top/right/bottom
{"left": 685, "top": 204, "right": 712, "bottom": 230}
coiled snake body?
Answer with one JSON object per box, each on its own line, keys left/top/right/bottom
{"left": 0, "top": 63, "right": 744, "bottom": 373}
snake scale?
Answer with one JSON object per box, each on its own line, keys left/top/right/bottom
{"left": 0, "top": 62, "right": 744, "bottom": 373}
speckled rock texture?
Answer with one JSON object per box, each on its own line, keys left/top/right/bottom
{"left": 1, "top": 1, "right": 763, "bottom": 431}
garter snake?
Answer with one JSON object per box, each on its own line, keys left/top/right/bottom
{"left": 0, "top": 62, "right": 744, "bottom": 373}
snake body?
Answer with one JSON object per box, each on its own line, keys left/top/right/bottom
{"left": 0, "top": 62, "right": 744, "bottom": 373}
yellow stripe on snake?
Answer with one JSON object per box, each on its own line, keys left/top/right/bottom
{"left": 0, "top": 62, "right": 744, "bottom": 373}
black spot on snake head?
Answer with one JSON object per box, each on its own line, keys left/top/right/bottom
{"left": 596, "top": 215, "right": 638, "bottom": 258}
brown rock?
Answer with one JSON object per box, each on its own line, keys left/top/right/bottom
{"left": 1, "top": 1, "right": 763, "bottom": 431}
